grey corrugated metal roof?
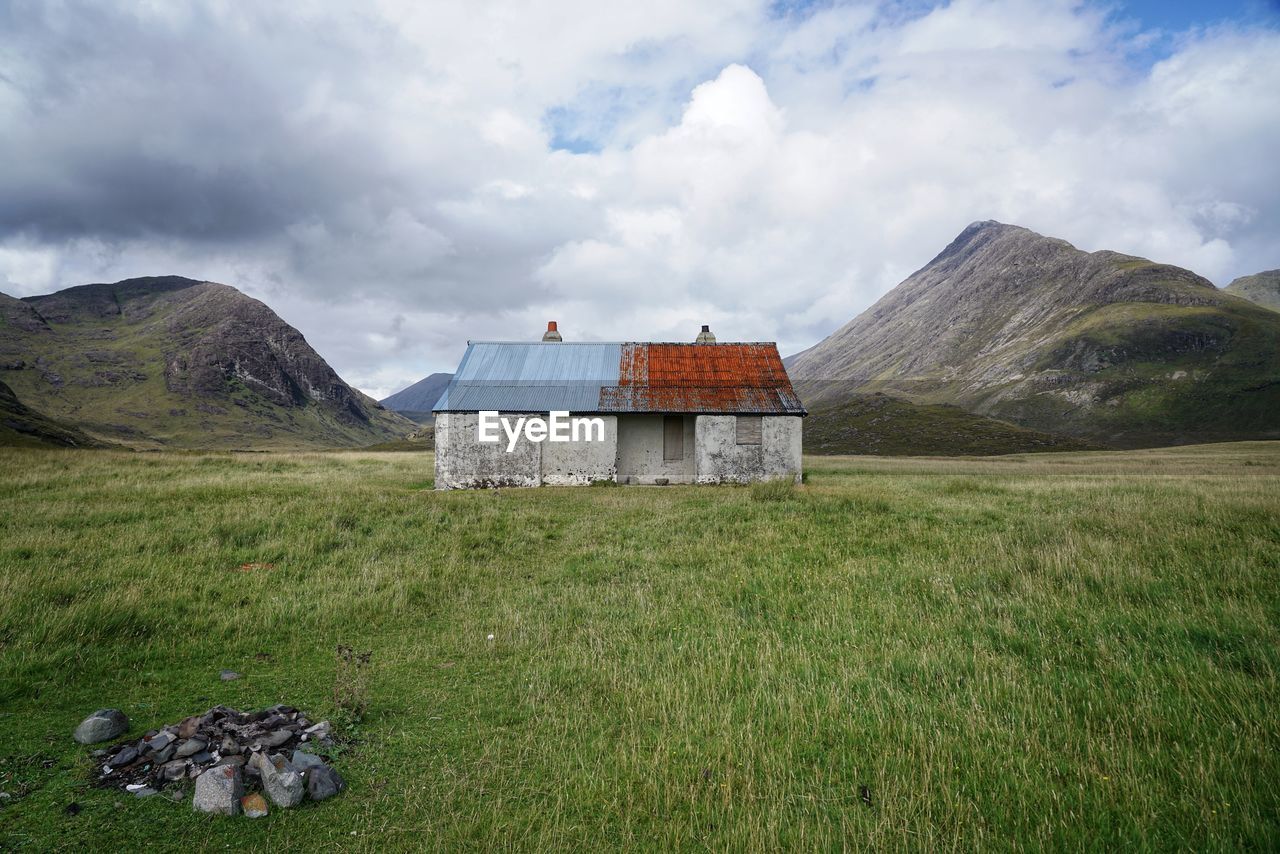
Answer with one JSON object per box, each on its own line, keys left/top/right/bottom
{"left": 434, "top": 383, "right": 609, "bottom": 412}
{"left": 432, "top": 340, "right": 806, "bottom": 415}
{"left": 434, "top": 342, "right": 621, "bottom": 412}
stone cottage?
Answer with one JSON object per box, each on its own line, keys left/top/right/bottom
{"left": 432, "top": 324, "right": 806, "bottom": 489}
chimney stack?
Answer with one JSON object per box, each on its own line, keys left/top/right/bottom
{"left": 542, "top": 321, "right": 562, "bottom": 342}
{"left": 695, "top": 324, "right": 715, "bottom": 343}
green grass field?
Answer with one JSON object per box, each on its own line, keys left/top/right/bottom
{"left": 1, "top": 444, "right": 1278, "bottom": 851}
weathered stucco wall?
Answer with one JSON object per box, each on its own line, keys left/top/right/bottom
{"left": 694, "top": 415, "right": 802, "bottom": 484}
{"left": 437, "top": 411, "right": 801, "bottom": 488}
{"left": 541, "top": 416, "right": 618, "bottom": 485}
{"left": 616, "top": 415, "right": 696, "bottom": 484}
{"left": 434, "top": 412, "right": 541, "bottom": 490}
{"left": 761, "top": 416, "right": 803, "bottom": 481}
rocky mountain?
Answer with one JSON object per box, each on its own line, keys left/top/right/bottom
{"left": 788, "top": 222, "right": 1280, "bottom": 448}
{"left": 0, "top": 378, "right": 103, "bottom": 448}
{"left": 380, "top": 372, "right": 452, "bottom": 423}
{"left": 0, "top": 277, "right": 413, "bottom": 449}
{"left": 1225, "top": 270, "right": 1280, "bottom": 312}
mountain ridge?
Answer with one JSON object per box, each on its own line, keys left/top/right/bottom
{"left": 789, "top": 221, "right": 1280, "bottom": 447}
{"left": 1, "top": 276, "right": 413, "bottom": 449}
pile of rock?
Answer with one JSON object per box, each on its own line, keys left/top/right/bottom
{"left": 78, "top": 705, "right": 345, "bottom": 817}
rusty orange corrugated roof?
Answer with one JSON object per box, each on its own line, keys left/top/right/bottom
{"left": 599, "top": 343, "right": 806, "bottom": 414}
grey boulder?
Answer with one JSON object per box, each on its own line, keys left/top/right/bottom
{"left": 193, "top": 765, "right": 243, "bottom": 816}
{"left": 290, "top": 750, "right": 327, "bottom": 772}
{"left": 306, "top": 765, "right": 346, "bottom": 802}
{"left": 174, "top": 737, "right": 207, "bottom": 759}
{"left": 251, "top": 752, "right": 303, "bottom": 808}
{"left": 109, "top": 745, "right": 139, "bottom": 767}
{"left": 303, "top": 720, "right": 331, "bottom": 741}
{"left": 146, "top": 732, "right": 173, "bottom": 753}
{"left": 73, "top": 709, "right": 128, "bottom": 745}
{"left": 160, "top": 760, "right": 188, "bottom": 781}
{"left": 261, "top": 729, "right": 292, "bottom": 749}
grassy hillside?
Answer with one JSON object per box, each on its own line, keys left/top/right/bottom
{"left": 804, "top": 393, "right": 1098, "bottom": 455}
{"left": 361, "top": 425, "right": 434, "bottom": 452}
{"left": 1, "top": 445, "right": 1277, "bottom": 849}
{"left": 0, "top": 379, "right": 104, "bottom": 448}
{"left": 386, "top": 410, "right": 436, "bottom": 425}
{"left": 989, "top": 298, "right": 1280, "bottom": 446}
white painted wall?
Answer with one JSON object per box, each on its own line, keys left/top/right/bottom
{"left": 434, "top": 412, "right": 541, "bottom": 490}
{"left": 541, "top": 415, "right": 618, "bottom": 485}
{"left": 762, "top": 416, "right": 803, "bottom": 481}
{"left": 694, "top": 415, "right": 803, "bottom": 484}
{"left": 436, "top": 411, "right": 801, "bottom": 488}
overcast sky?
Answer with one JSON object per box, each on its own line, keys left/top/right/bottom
{"left": 2, "top": 0, "right": 1279, "bottom": 398}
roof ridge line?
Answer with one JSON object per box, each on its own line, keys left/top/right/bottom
{"left": 465, "top": 340, "right": 780, "bottom": 345}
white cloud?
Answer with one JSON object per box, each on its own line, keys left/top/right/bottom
{"left": 1, "top": 0, "right": 1278, "bottom": 398}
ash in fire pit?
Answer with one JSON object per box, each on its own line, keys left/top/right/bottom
{"left": 92, "top": 704, "right": 344, "bottom": 816}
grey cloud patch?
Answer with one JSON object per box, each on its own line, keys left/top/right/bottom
{"left": 2, "top": 5, "right": 406, "bottom": 240}
{"left": 2, "top": 154, "right": 292, "bottom": 242}
{"left": 0, "top": 1, "right": 635, "bottom": 323}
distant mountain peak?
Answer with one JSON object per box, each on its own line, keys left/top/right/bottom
{"left": 789, "top": 222, "right": 1280, "bottom": 447}
{"left": 381, "top": 372, "right": 453, "bottom": 418}
{"left": 1225, "top": 270, "right": 1280, "bottom": 312}
{"left": 951, "top": 220, "right": 1040, "bottom": 247}
{"left": 963, "top": 219, "right": 1021, "bottom": 235}
{"left": 923, "top": 220, "right": 1073, "bottom": 274}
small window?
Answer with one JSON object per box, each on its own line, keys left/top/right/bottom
{"left": 736, "top": 416, "right": 762, "bottom": 445}
{"left": 663, "top": 416, "right": 684, "bottom": 460}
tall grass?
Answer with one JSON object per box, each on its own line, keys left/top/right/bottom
{"left": 0, "top": 443, "right": 1277, "bottom": 850}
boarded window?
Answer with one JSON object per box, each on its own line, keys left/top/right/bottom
{"left": 663, "top": 416, "right": 684, "bottom": 460}
{"left": 736, "top": 415, "right": 762, "bottom": 445}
